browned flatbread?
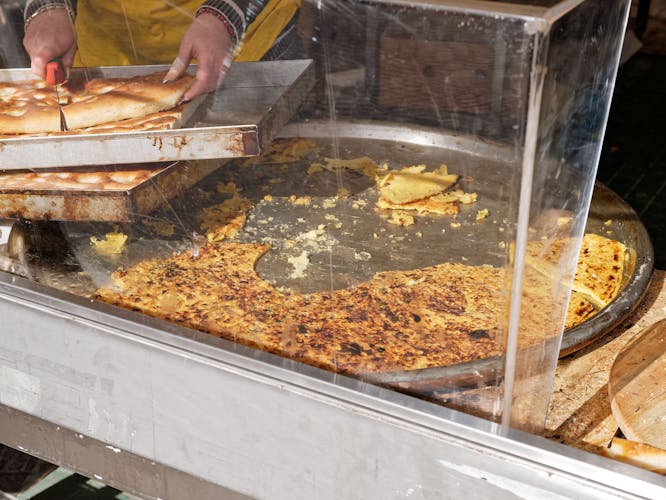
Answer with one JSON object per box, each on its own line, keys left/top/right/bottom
{"left": 375, "top": 165, "right": 477, "bottom": 215}
{"left": 0, "top": 71, "right": 192, "bottom": 135}
{"left": 602, "top": 438, "right": 666, "bottom": 475}
{"left": 96, "top": 242, "right": 288, "bottom": 351}
{"left": 525, "top": 233, "right": 627, "bottom": 309}
{"left": 65, "top": 105, "right": 187, "bottom": 135}
{"left": 93, "top": 206, "right": 622, "bottom": 375}
{"left": 376, "top": 190, "right": 473, "bottom": 215}
{"left": 62, "top": 71, "right": 192, "bottom": 130}
{"left": 0, "top": 79, "right": 61, "bottom": 134}
{"left": 96, "top": 239, "right": 576, "bottom": 375}
{"left": 0, "top": 166, "right": 162, "bottom": 192}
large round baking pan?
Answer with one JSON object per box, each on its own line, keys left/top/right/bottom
{"left": 274, "top": 120, "right": 654, "bottom": 391}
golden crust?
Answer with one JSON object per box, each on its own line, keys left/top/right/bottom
{"left": 525, "top": 233, "right": 626, "bottom": 309}
{"left": 0, "top": 71, "right": 192, "bottom": 135}
{"left": 95, "top": 240, "right": 581, "bottom": 375}
{"left": 63, "top": 72, "right": 192, "bottom": 130}
{"left": 602, "top": 438, "right": 666, "bottom": 475}
{"left": 0, "top": 166, "right": 161, "bottom": 192}
{"left": 565, "top": 291, "right": 596, "bottom": 329}
{"left": 0, "top": 79, "right": 61, "bottom": 133}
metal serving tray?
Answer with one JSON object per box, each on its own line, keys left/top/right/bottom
{"left": 0, "top": 60, "right": 314, "bottom": 169}
{"left": 0, "top": 160, "right": 221, "bottom": 222}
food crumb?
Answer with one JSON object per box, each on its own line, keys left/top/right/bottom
{"left": 388, "top": 212, "right": 415, "bottom": 226}
{"left": 217, "top": 181, "right": 240, "bottom": 194}
{"left": 476, "top": 208, "right": 489, "bottom": 221}
{"left": 450, "top": 222, "right": 461, "bottom": 229}
{"left": 90, "top": 231, "right": 127, "bottom": 256}
{"left": 322, "top": 198, "right": 337, "bottom": 209}
{"left": 289, "top": 195, "right": 312, "bottom": 206}
{"left": 307, "top": 163, "right": 323, "bottom": 175}
{"left": 498, "top": 241, "right": 506, "bottom": 249}
{"left": 354, "top": 251, "right": 371, "bottom": 261}
{"left": 604, "top": 219, "right": 613, "bottom": 226}
{"left": 287, "top": 251, "right": 310, "bottom": 279}
{"left": 337, "top": 187, "right": 351, "bottom": 198}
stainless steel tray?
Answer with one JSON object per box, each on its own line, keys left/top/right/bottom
{"left": 0, "top": 160, "right": 221, "bottom": 222}
{"left": 0, "top": 60, "right": 314, "bottom": 169}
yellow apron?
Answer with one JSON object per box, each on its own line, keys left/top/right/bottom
{"left": 73, "top": 0, "right": 300, "bottom": 67}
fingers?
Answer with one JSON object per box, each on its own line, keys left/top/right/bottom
{"left": 30, "top": 54, "right": 50, "bottom": 80}
{"left": 217, "top": 52, "right": 233, "bottom": 86}
{"left": 163, "top": 56, "right": 187, "bottom": 83}
{"left": 182, "top": 52, "right": 231, "bottom": 101}
{"left": 61, "top": 44, "right": 77, "bottom": 79}
{"left": 175, "top": 12, "right": 235, "bottom": 102}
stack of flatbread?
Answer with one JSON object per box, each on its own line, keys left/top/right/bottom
{"left": 0, "top": 70, "right": 193, "bottom": 136}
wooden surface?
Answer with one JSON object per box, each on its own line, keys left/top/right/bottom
{"left": 608, "top": 319, "right": 666, "bottom": 449}
{"left": 546, "top": 269, "right": 666, "bottom": 454}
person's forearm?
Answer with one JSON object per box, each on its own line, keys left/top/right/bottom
{"left": 24, "top": 0, "right": 76, "bottom": 30}
{"left": 196, "top": 0, "right": 269, "bottom": 49}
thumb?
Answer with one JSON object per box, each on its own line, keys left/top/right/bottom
{"left": 30, "top": 54, "right": 49, "bottom": 79}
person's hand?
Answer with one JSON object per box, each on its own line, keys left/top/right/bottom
{"left": 23, "top": 8, "right": 77, "bottom": 80}
{"left": 164, "top": 13, "right": 234, "bottom": 101}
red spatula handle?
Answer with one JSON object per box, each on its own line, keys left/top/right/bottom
{"left": 45, "top": 58, "right": 65, "bottom": 86}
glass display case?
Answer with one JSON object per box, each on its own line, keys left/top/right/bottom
{"left": 1, "top": 0, "right": 661, "bottom": 498}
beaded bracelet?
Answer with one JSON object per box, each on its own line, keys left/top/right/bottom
{"left": 24, "top": 3, "right": 75, "bottom": 33}
{"left": 196, "top": 6, "right": 239, "bottom": 47}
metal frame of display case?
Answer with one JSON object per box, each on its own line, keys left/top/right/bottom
{"left": 1, "top": 275, "right": 664, "bottom": 499}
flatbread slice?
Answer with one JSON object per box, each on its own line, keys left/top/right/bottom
{"left": 376, "top": 188, "right": 477, "bottom": 215}
{"left": 573, "top": 233, "right": 627, "bottom": 309}
{"left": 62, "top": 71, "right": 192, "bottom": 130}
{"left": 602, "top": 438, "right": 666, "bottom": 475}
{"left": 374, "top": 164, "right": 477, "bottom": 215}
{"left": 525, "top": 233, "right": 627, "bottom": 309}
{"left": 378, "top": 164, "right": 459, "bottom": 204}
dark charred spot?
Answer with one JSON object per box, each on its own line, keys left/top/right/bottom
{"left": 298, "top": 324, "right": 307, "bottom": 334}
{"left": 468, "top": 329, "right": 490, "bottom": 340}
{"left": 411, "top": 313, "right": 421, "bottom": 323}
{"left": 427, "top": 291, "right": 466, "bottom": 315}
{"left": 342, "top": 342, "right": 364, "bottom": 355}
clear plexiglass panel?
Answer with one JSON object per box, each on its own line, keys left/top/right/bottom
{"left": 0, "top": 0, "right": 630, "bottom": 433}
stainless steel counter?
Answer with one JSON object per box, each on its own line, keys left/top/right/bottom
{"left": 1, "top": 274, "right": 664, "bottom": 499}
